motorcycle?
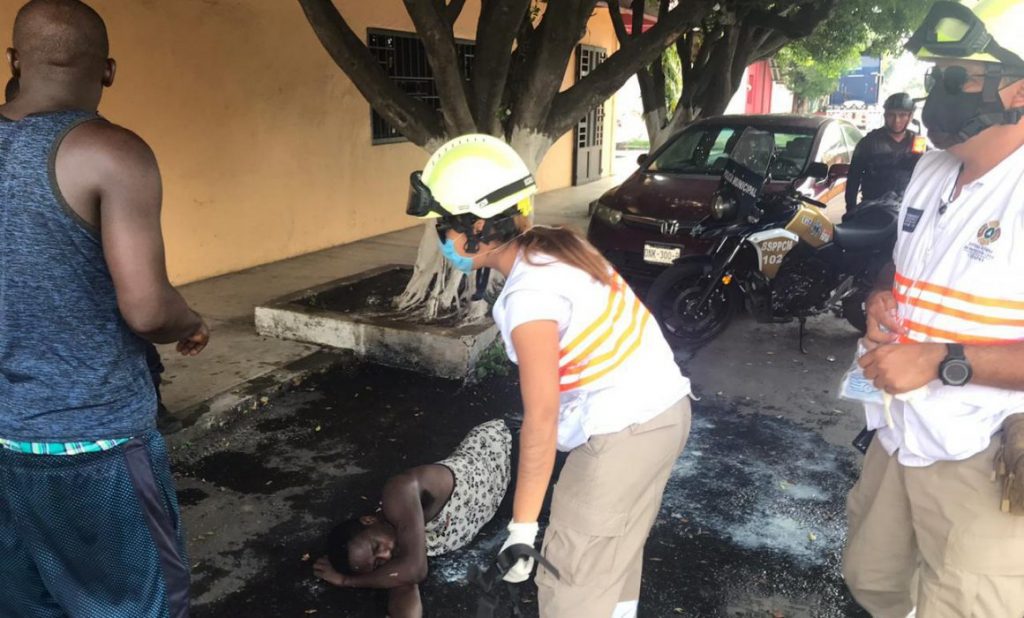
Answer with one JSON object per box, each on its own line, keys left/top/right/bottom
{"left": 645, "top": 127, "right": 900, "bottom": 350}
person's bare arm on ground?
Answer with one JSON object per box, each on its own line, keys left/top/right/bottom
{"left": 337, "top": 473, "right": 429, "bottom": 589}
{"left": 387, "top": 584, "right": 423, "bottom": 618}
{"left": 510, "top": 320, "right": 561, "bottom": 524}
{"left": 59, "top": 121, "right": 207, "bottom": 350}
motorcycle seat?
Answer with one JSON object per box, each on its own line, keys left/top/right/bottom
{"left": 833, "top": 208, "right": 897, "bottom": 251}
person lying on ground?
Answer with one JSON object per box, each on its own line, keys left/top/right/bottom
{"left": 313, "top": 419, "right": 511, "bottom": 618}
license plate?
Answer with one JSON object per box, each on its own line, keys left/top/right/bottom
{"left": 643, "top": 243, "right": 682, "bottom": 265}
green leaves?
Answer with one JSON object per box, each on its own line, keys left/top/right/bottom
{"left": 775, "top": 0, "right": 939, "bottom": 103}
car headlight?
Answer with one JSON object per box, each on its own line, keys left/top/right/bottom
{"left": 711, "top": 194, "right": 736, "bottom": 220}
{"left": 593, "top": 203, "right": 623, "bottom": 226}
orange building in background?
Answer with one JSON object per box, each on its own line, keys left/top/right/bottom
{"left": 0, "top": 1, "right": 619, "bottom": 284}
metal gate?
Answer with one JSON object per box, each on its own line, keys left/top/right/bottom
{"left": 574, "top": 45, "right": 607, "bottom": 185}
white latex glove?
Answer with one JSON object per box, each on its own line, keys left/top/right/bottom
{"left": 499, "top": 521, "right": 539, "bottom": 583}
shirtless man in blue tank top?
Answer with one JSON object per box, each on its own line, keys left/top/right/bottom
{"left": 0, "top": 2, "right": 208, "bottom": 616}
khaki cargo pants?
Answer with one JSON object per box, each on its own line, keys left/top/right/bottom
{"left": 535, "top": 398, "right": 691, "bottom": 618}
{"left": 843, "top": 436, "right": 1024, "bottom": 618}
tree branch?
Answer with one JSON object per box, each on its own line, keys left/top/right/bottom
{"left": 748, "top": 0, "right": 837, "bottom": 39}
{"left": 606, "top": 0, "right": 630, "bottom": 44}
{"left": 297, "top": 0, "right": 444, "bottom": 147}
{"left": 509, "top": 0, "right": 601, "bottom": 137}
{"left": 473, "top": 0, "right": 533, "bottom": 135}
{"left": 445, "top": 0, "right": 468, "bottom": 26}
{"left": 402, "top": 0, "right": 477, "bottom": 135}
{"left": 546, "top": 0, "right": 714, "bottom": 138}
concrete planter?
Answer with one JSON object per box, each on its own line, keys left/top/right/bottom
{"left": 254, "top": 266, "right": 498, "bottom": 379}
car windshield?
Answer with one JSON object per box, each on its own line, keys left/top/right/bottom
{"left": 647, "top": 124, "right": 816, "bottom": 180}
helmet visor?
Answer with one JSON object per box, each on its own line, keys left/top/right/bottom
{"left": 906, "top": 1, "right": 993, "bottom": 59}
{"left": 407, "top": 171, "right": 446, "bottom": 218}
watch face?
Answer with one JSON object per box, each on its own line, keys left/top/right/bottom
{"left": 942, "top": 360, "right": 971, "bottom": 385}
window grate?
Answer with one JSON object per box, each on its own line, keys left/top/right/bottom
{"left": 367, "top": 29, "right": 476, "bottom": 144}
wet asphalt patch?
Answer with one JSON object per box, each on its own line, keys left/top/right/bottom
{"left": 174, "top": 361, "right": 867, "bottom": 617}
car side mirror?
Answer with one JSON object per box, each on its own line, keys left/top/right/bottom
{"left": 805, "top": 162, "right": 828, "bottom": 180}
{"left": 636, "top": 153, "right": 649, "bottom": 166}
{"left": 828, "top": 163, "right": 851, "bottom": 181}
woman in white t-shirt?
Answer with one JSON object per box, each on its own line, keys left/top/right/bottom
{"left": 407, "top": 134, "right": 692, "bottom": 618}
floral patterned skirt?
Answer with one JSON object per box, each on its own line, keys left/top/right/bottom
{"left": 424, "top": 419, "right": 512, "bottom": 556}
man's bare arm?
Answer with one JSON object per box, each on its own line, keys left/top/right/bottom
{"left": 862, "top": 340, "right": 1024, "bottom": 394}
{"left": 387, "top": 584, "right": 423, "bottom": 618}
{"left": 58, "top": 121, "right": 203, "bottom": 344}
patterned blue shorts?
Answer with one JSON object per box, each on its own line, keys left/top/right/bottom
{"left": 0, "top": 431, "right": 189, "bottom": 617}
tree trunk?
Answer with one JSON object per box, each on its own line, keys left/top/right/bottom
{"left": 299, "top": 0, "right": 720, "bottom": 322}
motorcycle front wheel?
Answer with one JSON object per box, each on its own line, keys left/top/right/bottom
{"left": 842, "top": 290, "right": 868, "bottom": 334}
{"left": 646, "top": 259, "right": 739, "bottom": 347}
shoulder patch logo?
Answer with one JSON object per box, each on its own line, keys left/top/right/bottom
{"left": 977, "top": 221, "right": 1002, "bottom": 246}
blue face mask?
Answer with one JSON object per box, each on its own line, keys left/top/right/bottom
{"left": 439, "top": 239, "right": 475, "bottom": 274}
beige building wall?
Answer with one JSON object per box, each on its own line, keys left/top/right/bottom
{"left": 0, "top": 1, "right": 619, "bottom": 284}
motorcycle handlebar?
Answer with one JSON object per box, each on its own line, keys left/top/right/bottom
{"left": 795, "top": 193, "right": 828, "bottom": 209}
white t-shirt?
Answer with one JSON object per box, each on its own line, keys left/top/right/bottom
{"left": 865, "top": 145, "right": 1024, "bottom": 466}
{"left": 492, "top": 253, "right": 691, "bottom": 451}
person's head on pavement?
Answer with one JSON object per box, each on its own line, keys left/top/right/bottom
{"left": 882, "top": 93, "right": 915, "bottom": 136}
{"left": 326, "top": 515, "right": 397, "bottom": 576}
{"left": 907, "top": 0, "right": 1024, "bottom": 152}
{"left": 4, "top": 0, "right": 113, "bottom": 115}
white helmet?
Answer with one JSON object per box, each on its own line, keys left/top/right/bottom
{"left": 407, "top": 134, "right": 536, "bottom": 220}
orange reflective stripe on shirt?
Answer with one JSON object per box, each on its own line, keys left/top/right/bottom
{"left": 560, "top": 309, "right": 651, "bottom": 392}
{"left": 559, "top": 275, "right": 625, "bottom": 360}
{"left": 894, "top": 272, "right": 1024, "bottom": 312}
{"left": 900, "top": 317, "right": 1014, "bottom": 345}
{"left": 893, "top": 288, "right": 1024, "bottom": 328}
{"left": 558, "top": 275, "right": 649, "bottom": 392}
{"left": 559, "top": 287, "right": 629, "bottom": 375}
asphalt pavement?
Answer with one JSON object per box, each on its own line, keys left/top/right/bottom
{"left": 171, "top": 312, "right": 871, "bottom": 618}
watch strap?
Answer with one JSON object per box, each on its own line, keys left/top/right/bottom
{"left": 946, "top": 343, "right": 966, "bottom": 360}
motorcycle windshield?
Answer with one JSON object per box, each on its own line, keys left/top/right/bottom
{"left": 718, "top": 128, "right": 775, "bottom": 220}
{"left": 728, "top": 128, "right": 775, "bottom": 179}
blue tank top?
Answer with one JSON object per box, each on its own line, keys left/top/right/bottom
{"left": 0, "top": 110, "right": 156, "bottom": 442}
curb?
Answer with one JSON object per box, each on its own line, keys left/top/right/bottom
{"left": 165, "top": 349, "right": 352, "bottom": 447}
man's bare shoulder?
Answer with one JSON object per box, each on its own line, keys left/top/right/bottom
{"left": 61, "top": 118, "right": 159, "bottom": 179}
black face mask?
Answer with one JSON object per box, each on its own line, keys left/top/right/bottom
{"left": 922, "top": 87, "right": 991, "bottom": 148}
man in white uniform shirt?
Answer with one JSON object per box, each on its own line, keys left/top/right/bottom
{"left": 843, "top": 1, "right": 1024, "bottom": 616}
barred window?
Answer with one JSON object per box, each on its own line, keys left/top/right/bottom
{"left": 367, "top": 29, "right": 476, "bottom": 145}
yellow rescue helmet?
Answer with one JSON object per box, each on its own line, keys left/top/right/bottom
{"left": 407, "top": 134, "right": 536, "bottom": 220}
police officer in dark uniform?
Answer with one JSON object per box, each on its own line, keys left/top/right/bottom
{"left": 845, "top": 93, "right": 923, "bottom": 214}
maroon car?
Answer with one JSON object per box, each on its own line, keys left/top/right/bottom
{"left": 588, "top": 114, "right": 863, "bottom": 280}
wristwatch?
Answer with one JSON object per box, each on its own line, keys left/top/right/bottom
{"left": 939, "top": 343, "right": 973, "bottom": 386}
